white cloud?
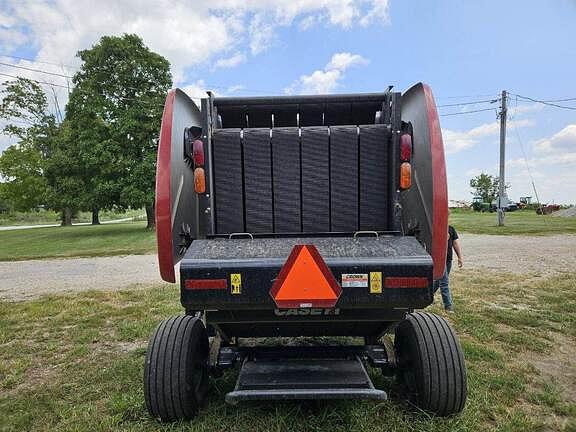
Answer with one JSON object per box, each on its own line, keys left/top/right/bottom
{"left": 442, "top": 119, "right": 533, "bottom": 154}
{"left": 359, "top": 0, "right": 391, "bottom": 25}
{"left": 448, "top": 124, "right": 576, "bottom": 204}
{"left": 214, "top": 52, "right": 246, "bottom": 69}
{"left": 533, "top": 124, "right": 576, "bottom": 153}
{"left": 293, "top": 69, "right": 342, "bottom": 94}
{"left": 508, "top": 102, "right": 544, "bottom": 117}
{"left": 226, "top": 84, "right": 245, "bottom": 93}
{"left": 248, "top": 13, "right": 276, "bottom": 55}
{"left": 0, "top": 0, "right": 390, "bottom": 85}
{"left": 464, "top": 168, "right": 483, "bottom": 177}
{"left": 0, "top": 121, "right": 17, "bottom": 153}
{"left": 181, "top": 80, "right": 213, "bottom": 105}
{"left": 285, "top": 51, "right": 369, "bottom": 95}
{"left": 299, "top": 15, "right": 319, "bottom": 30}
{"left": 182, "top": 80, "right": 246, "bottom": 104}
{"left": 0, "top": 0, "right": 392, "bottom": 152}
{"left": 325, "top": 52, "right": 368, "bottom": 70}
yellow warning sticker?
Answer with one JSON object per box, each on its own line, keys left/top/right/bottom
{"left": 231, "top": 273, "right": 242, "bottom": 294}
{"left": 370, "top": 272, "right": 382, "bottom": 294}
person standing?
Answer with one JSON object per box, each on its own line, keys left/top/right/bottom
{"left": 436, "top": 225, "right": 463, "bottom": 313}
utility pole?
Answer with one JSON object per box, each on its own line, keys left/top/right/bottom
{"left": 497, "top": 90, "right": 507, "bottom": 226}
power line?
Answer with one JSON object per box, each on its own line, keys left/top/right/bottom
{"left": 437, "top": 98, "right": 499, "bottom": 108}
{"left": 0, "top": 59, "right": 256, "bottom": 96}
{"left": 4, "top": 55, "right": 575, "bottom": 111}
{"left": 0, "top": 72, "right": 166, "bottom": 109}
{"left": 435, "top": 93, "right": 499, "bottom": 100}
{"left": 511, "top": 95, "right": 576, "bottom": 104}
{"left": 511, "top": 93, "right": 576, "bottom": 111}
{"left": 537, "top": 97, "right": 576, "bottom": 103}
{"left": 0, "top": 61, "right": 72, "bottom": 79}
{"left": 439, "top": 107, "right": 496, "bottom": 117}
{"left": 508, "top": 99, "right": 547, "bottom": 220}
{"left": 0, "top": 52, "right": 273, "bottom": 95}
{"left": 0, "top": 71, "right": 69, "bottom": 89}
{"left": 0, "top": 53, "right": 76, "bottom": 70}
{"left": 0, "top": 52, "right": 528, "bottom": 100}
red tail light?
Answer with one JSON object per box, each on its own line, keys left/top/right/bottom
{"left": 400, "top": 134, "right": 412, "bottom": 161}
{"left": 193, "top": 139, "right": 204, "bottom": 166}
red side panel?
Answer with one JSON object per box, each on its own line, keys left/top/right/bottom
{"left": 156, "top": 90, "right": 176, "bottom": 283}
{"left": 401, "top": 83, "right": 448, "bottom": 280}
{"left": 423, "top": 84, "right": 449, "bottom": 279}
{"left": 155, "top": 89, "right": 202, "bottom": 283}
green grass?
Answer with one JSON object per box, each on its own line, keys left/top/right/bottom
{"left": 0, "top": 222, "right": 156, "bottom": 261}
{"left": 450, "top": 208, "right": 576, "bottom": 235}
{"left": 1, "top": 272, "right": 574, "bottom": 432}
{"left": 0, "top": 208, "right": 145, "bottom": 227}
{"left": 2, "top": 208, "right": 574, "bottom": 262}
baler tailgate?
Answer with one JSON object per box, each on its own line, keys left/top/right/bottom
{"left": 180, "top": 236, "right": 433, "bottom": 310}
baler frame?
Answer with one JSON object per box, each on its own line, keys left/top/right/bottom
{"left": 145, "top": 83, "right": 466, "bottom": 423}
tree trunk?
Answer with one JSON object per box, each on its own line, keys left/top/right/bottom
{"left": 91, "top": 208, "right": 100, "bottom": 225}
{"left": 61, "top": 208, "right": 73, "bottom": 226}
{"left": 145, "top": 204, "right": 155, "bottom": 229}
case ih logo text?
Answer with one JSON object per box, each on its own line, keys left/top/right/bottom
{"left": 274, "top": 308, "right": 341, "bottom": 316}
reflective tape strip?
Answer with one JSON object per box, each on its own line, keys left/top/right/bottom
{"left": 384, "top": 277, "right": 428, "bottom": 288}
{"left": 184, "top": 279, "right": 228, "bottom": 290}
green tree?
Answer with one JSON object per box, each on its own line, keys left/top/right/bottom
{"left": 469, "top": 173, "right": 500, "bottom": 203}
{"left": 0, "top": 78, "right": 55, "bottom": 212}
{"left": 42, "top": 120, "right": 90, "bottom": 225}
{"left": 63, "top": 95, "right": 121, "bottom": 225}
{"left": 0, "top": 144, "right": 48, "bottom": 211}
{"left": 68, "top": 34, "right": 172, "bottom": 228}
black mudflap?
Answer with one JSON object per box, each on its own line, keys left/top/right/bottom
{"left": 225, "top": 354, "right": 386, "bottom": 404}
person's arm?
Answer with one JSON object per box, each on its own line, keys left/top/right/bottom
{"left": 453, "top": 238, "right": 463, "bottom": 268}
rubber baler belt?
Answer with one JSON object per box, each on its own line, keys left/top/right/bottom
{"left": 212, "top": 125, "right": 390, "bottom": 234}
{"left": 212, "top": 128, "right": 244, "bottom": 234}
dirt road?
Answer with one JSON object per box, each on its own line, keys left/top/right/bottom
{"left": 1, "top": 234, "right": 575, "bottom": 301}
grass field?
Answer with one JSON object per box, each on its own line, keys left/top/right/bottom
{"left": 0, "top": 222, "right": 155, "bottom": 261}
{"left": 1, "top": 208, "right": 574, "bottom": 262}
{"left": 0, "top": 209, "right": 145, "bottom": 227}
{"left": 1, "top": 271, "right": 574, "bottom": 432}
{"left": 450, "top": 208, "right": 576, "bottom": 235}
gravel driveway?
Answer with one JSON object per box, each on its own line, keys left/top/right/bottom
{"left": 1, "top": 234, "right": 575, "bottom": 301}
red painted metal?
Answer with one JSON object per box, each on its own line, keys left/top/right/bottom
{"left": 423, "top": 83, "right": 448, "bottom": 280}
{"left": 155, "top": 90, "right": 176, "bottom": 283}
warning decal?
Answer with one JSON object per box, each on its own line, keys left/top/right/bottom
{"left": 270, "top": 244, "right": 341, "bottom": 308}
{"left": 342, "top": 273, "right": 368, "bottom": 288}
{"left": 230, "top": 273, "right": 242, "bottom": 294}
{"left": 370, "top": 272, "right": 382, "bottom": 294}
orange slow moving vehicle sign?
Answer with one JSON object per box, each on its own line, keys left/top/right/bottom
{"left": 270, "top": 245, "right": 342, "bottom": 308}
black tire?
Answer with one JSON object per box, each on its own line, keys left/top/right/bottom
{"left": 394, "top": 312, "right": 467, "bottom": 416}
{"left": 144, "top": 316, "right": 209, "bottom": 422}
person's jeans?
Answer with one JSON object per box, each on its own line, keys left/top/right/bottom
{"left": 436, "top": 260, "right": 453, "bottom": 308}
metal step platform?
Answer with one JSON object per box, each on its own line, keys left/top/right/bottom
{"left": 225, "top": 352, "right": 387, "bottom": 404}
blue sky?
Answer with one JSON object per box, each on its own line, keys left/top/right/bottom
{"left": 1, "top": 0, "right": 575, "bottom": 203}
